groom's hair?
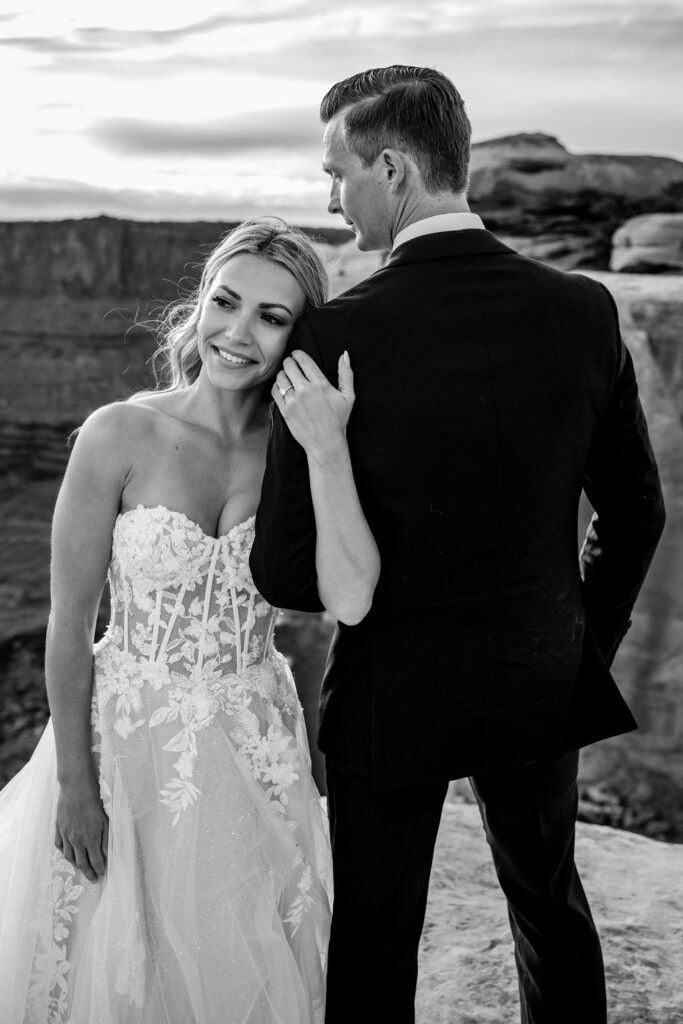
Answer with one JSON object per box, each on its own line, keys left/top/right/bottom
{"left": 320, "top": 65, "right": 471, "bottom": 194}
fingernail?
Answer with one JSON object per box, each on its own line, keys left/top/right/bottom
{"left": 343, "top": 350, "right": 350, "bottom": 365}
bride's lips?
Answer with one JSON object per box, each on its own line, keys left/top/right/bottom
{"left": 211, "top": 345, "right": 257, "bottom": 367}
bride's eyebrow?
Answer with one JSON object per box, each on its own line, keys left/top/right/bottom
{"left": 214, "top": 285, "right": 293, "bottom": 316}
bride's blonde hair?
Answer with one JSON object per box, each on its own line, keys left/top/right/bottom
{"left": 152, "top": 219, "right": 329, "bottom": 390}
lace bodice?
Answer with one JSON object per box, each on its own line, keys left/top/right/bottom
{"left": 106, "top": 504, "right": 274, "bottom": 678}
{"left": 93, "top": 504, "right": 303, "bottom": 825}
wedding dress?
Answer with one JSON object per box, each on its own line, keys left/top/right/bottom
{"left": 0, "top": 505, "right": 332, "bottom": 1023}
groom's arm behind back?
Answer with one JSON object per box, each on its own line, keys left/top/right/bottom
{"left": 580, "top": 282, "right": 666, "bottom": 664}
{"left": 249, "top": 316, "right": 326, "bottom": 613}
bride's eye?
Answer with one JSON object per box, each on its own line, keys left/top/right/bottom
{"left": 261, "top": 313, "right": 286, "bottom": 326}
{"left": 212, "top": 295, "right": 233, "bottom": 309}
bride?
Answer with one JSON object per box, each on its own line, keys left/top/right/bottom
{"left": 0, "top": 219, "right": 380, "bottom": 1023}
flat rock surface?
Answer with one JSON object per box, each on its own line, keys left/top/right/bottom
{"left": 416, "top": 803, "right": 683, "bottom": 1024}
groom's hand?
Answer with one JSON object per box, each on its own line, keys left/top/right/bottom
{"left": 273, "top": 350, "right": 355, "bottom": 461}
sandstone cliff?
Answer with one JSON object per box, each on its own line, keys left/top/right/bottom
{"left": 574, "top": 272, "right": 683, "bottom": 832}
{"left": 469, "top": 133, "right": 683, "bottom": 269}
{"left": 0, "top": 218, "right": 682, "bottom": 836}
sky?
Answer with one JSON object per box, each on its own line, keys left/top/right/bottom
{"left": 1, "top": 0, "right": 682, "bottom": 227}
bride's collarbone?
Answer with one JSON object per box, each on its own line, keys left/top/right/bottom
{"left": 130, "top": 415, "right": 267, "bottom": 476}
{"left": 126, "top": 394, "right": 270, "bottom": 450}
{"left": 118, "top": 405, "right": 264, "bottom": 538}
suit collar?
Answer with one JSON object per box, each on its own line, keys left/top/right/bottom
{"left": 392, "top": 212, "right": 485, "bottom": 251}
{"left": 386, "top": 229, "right": 517, "bottom": 268}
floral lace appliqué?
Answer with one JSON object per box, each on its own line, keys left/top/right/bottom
{"left": 284, "top": 864, "right": 316, "bottom": 937}
{"left": 26, "top": 852, "right": 86, "bottom": 1024}
{"left": 94, "top": 508, "right": 303, "bottom": 824}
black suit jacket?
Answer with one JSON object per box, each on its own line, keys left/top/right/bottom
{"left": 250, "top": 230, "right": 665, "bottom": 787}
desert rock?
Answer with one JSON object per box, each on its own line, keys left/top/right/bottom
{"left": 469, "top": 134, "right": 683, "bottom": 269}
{"left": 576, "top": 272, "right": 683, "bottom": 830}
{"left": 0, "top": 223, "right": 682, "bottom": 835}
{"left": 611, "top": 213, "right": 683, "bottom": 274}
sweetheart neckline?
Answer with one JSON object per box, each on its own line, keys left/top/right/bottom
{"left": 116, "top": 504, "right": 256, "bottom": 543}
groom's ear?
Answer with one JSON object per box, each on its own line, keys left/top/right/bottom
{"left": 380, "top": 148, "right": 407, "bottom": 190}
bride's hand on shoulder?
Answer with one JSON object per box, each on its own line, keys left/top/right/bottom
{"left": 55, "top": 779, "right": 109, "bottom": 883}
{"left": 273, "top": 350, "right": 354, "bottom": 462}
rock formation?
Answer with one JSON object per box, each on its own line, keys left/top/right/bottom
{"left": 326, "top": 135, "right": 683, "bottom": 273}
{"left": 469, "top": 133, "right": 683, "bottom": 269}
{"left": 575, "top": 273, "right": 683, "bottom": 830}
{"left": 611, "top": 213, "right": 683, "bottom": 273}
{"left": 0, "top": 216, "right": 682, "bottom": 837}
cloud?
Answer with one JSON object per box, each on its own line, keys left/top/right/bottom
{"left": 3, "top": 0, "right": 682, "bottom": 225}
{"left": 11, "top": 0, "right": 682, "bottom": 108}
{"left": 34, "top": 1, "right": 680, "bottom": 80}
{"left": 89, "top": 108, "right": 321, "bottom": 157}
{"left": 0, "top": 3, "right": 318, "bottom": 56}
{"left": 0, "top": 16, "right": 231, "bottom": 54}
{"left": 0, "top": 176, "right": 332, "bottom": 226}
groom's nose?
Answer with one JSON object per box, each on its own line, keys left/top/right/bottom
{"left": 328, "top": 186, "right": 343, "bottom": 217}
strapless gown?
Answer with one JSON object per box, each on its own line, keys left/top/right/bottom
{"left": 0, "top": 506, "right": 332, "bottom": 1024}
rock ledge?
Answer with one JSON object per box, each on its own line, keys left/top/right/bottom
{"left": 417, "top": 803, "right": 683, "bottom": 1023}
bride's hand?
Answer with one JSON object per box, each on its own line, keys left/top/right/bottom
{"left": 55, "top": 780, "right": 109, "bottom": 883}
{"left": 273, "top": 350, "right": 355, "bottom": 461}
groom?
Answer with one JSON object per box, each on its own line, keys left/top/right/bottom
{"left": 250, "top": 66, "right": 665, "bottom": 1023}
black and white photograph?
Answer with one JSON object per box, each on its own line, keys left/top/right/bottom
{"left": 0, "top": 2, "right": 682, "bottom": 1022}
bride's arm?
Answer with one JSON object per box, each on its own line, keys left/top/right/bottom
{"left": 47, "top": 404, "right": 130, "bottom": 881}
{"left": 272, "top": 350, "right": 380, "bottom": 626}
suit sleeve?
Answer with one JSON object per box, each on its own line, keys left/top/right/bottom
{"left": 580, "top": 283, "right": 666, "bottom": 665}
{"left": 249, "top": 316, "right": 326, "bottom": 612}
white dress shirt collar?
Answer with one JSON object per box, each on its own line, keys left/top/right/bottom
{"left": 392, "top": 212, "right": 485, "bottom": 252}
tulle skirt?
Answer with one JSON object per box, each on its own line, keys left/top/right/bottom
{"left": 0, "top": 660, "right": 332, "bottom": 1023}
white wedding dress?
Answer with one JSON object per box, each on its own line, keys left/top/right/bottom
{"left": 0, "top": 505, "right": 332, "bottom": 1024}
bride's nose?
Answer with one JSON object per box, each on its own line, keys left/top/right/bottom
{"left": 224, "top": 313, "right": 250, "bottom": 345}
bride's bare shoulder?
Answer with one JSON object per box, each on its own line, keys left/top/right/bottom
{"left": 74, "top": 396, "right": 175, "bottom": 452}
{"left": 125, "top": 390, "right": 192, "bottom": 425}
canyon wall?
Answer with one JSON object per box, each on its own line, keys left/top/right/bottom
{"left": 0, "top": 202, "right": 681, "bottom": 829}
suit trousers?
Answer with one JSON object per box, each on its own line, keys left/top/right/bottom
{"left": 324, "top": 750, "right": 607, "bottom": 1024}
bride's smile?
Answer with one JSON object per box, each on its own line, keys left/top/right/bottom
{"left": 197, "top": 253, "right": 306, "bottom": 393}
